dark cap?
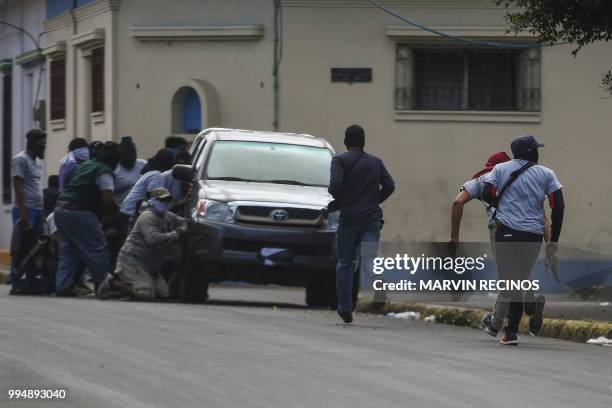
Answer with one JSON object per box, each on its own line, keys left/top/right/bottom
{"left": 149, "top": 187, "right": 172, "bottom": 201}
{"left": 510, "top": 135, "right": 545, "bottom": 158}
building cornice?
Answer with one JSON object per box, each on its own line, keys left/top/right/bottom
{"left": 281, "top": 0, "right": 499, "bottom": 8}
{"left": 70, "top": 28, "right": 105, "bottom": 50}
{"left": 130, "top": 25, "right": 264, "bottom": 41}
{"left": 387, "top": 25, "right": 536, "bottom": 41}
{"left": 42, "top": 41, "right": 67, "bottom": 58}
{"left": 15, "top": 49, "right": 44, "bottom": 67}
{"left": 44, "top": 0, "right": 120, "bottom": 33}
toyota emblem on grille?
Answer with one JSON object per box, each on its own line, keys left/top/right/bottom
{"left": 270, "top": 209, "right": 289, "bottom": 222}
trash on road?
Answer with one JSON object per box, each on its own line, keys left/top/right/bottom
{"left": 387, "top": 311, "right": 420, "bottom": 321}
{"left": 424, "top": 315, "right": 436, "bottom": 323}
{"left": 599, "top": 302, "right": 609, "bottom": 306}
{"left": 586, "top": 336, "right": 612, "bottom": 346}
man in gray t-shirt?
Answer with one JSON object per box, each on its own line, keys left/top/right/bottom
{"left": 480, "top": 135, "right": 565, "bottom": 346}
{"left": 9, "top": 129, "right": 47, "bottom": 294}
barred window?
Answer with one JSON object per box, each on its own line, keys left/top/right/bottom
{"left": 396, "top": 45, "right": 540, "bottom": 112}
{"left": 91, "top": 47, "right": 104, "bottom": 113}
{"left": 50, "top": 57, "right": 66, "bottom": 120}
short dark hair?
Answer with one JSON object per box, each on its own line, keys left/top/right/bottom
{"left": 97, "top": 141, "right": 122, "bottom": 169}
{"left": 175, "top": 149, "right": 192, "bottom": 165}
{"left": 344, "top": 124, "right": 365, "bottom": 149}
{"left": 68, "top": 138, "right": 89, "bottom": 151}
{"left": 25, "top": 128, "right": 46, "bottom": 142}
{"left": 165, "top": 136, "right": 188, "bottom": 149}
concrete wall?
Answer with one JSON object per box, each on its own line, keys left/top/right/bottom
{"left": 114, "top": 0, "right": 612, "bottom": 243}
{"left": 114, "top": 0, "right": 275, "bottom": 150}
{"left": 33, "top": 0, "right": 612, "bottom": 249}
{"left": 276, "top": 1, "right": 612, "bottom": 244}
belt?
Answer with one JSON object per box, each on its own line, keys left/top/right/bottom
{"left": 56, "top": 201, "right": 82, "bottom": 211}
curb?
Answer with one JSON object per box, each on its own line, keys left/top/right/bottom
{"left": 0, "top": 269, "right": 9, "bottom": 285}
{"left": 356, "top": 300, "right": 612, "bottom": 344}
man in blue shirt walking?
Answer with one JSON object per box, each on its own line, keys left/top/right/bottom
{"left": 329, "top": 124, "right": 395, "bottom": 323}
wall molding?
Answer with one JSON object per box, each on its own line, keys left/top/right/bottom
{"left": 130, "top": 25, "right": 264, "bottom": 42}
{"left": 15, "top": 49, "right": 44, "bottom": 67}
{"left": 42, "top": 41, "right": 67, "bottom": 58}
{"left": 70, "top": 28, "right": 105, "bottom": 50}
{"left": 395, "top": 110, "right": 541, "bottom": 124}
{"left": 387, "top": 25, "right": 536, "bottom": 41}
{"left": 282, "top": 0, "right": 500, "bottom": 8}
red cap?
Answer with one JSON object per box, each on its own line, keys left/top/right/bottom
{"left": 471, "top": 151, "right": 511, "bottom": 179}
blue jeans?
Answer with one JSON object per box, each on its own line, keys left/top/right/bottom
{"left": 335, "top": 221, "right": 381, "bottom": 314}
{"left": 10, "top": 207, "right": 44, "bottom": 289}
{"left": 55, "top": 208, "right": 110, "bottom": 292}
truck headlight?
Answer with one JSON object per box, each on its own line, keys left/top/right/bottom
{"left": 197, "top": 199, "right": 234, "bottom": 223}
{"left": 325, "top": 211, "right": 340, "bottom": 230}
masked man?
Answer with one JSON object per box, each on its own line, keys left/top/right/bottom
{"left": 54, "top": 142, "right": 121, "bottom": 296}
{"left": 98, "top": 188, "right": 186, "bottom": 301}
{"left": 9, "top": 129, "right": 47, "bottom": 294}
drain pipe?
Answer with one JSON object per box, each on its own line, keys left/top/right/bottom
{"left": 273, "top": 0, "right": 283, "bottom": 131}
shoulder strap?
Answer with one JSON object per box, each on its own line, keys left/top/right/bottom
{"left": 491, "top": 161, "right": 536, "bottom": 219}
{"left": 343, "top": 152, "right": 365, "bottom": 178}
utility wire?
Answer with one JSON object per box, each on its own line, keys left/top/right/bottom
{"left": 0, "top": 21, "right": 41, "bottom": 50}
{"left": 366, "top": 0, "right": 567, "bottom": 49}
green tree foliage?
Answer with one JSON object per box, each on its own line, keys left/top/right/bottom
{"left": 497, "top": 0, "right": 612, "bottom": 92}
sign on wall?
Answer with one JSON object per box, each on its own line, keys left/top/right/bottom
{"left": 331, "top": 68, "right": 372, "bottom": 83}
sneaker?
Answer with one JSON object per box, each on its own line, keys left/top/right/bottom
{"left": 528, "top": 295, "right": 546, "bottom": 335}
{"left": 9, "top": 287, "right": 33, "bottom": 296}
{"left": 480, "top": 313, "right": 499, "bottom": 337}
{"left": 96, "top": 276, "right": 121, "bottom": 300}
{"left": 500, "top": 331, "right": 519, "bottom": 346}
{"left": 74, "top": 282, "right": 94, "bottom": 297}
{"left": 55, "top": 286, "right": 77, "bottom": 297}
{"left": 337, "top": 309, "right": 353, "bottom": 324}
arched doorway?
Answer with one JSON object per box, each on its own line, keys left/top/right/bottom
{"left": 171, "top": 86, "right": 202, "bottom": 134}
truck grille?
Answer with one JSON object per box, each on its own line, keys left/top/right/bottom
{"left": 235, "top": 205, "right": 323, "bottom": 228}
{"left": 224, "top": 239, "right": 332, "bottom": 257}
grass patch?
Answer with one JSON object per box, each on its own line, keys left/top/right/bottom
{"left": 356, "top": 299, "right": 612, "bottom": 343}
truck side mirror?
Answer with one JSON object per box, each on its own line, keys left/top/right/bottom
{"left": 172, "top": 164, "right": 195, "bottom": 182}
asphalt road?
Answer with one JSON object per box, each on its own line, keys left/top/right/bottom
{"left": 0, "top": 285, "right": 610, "bottom": 408}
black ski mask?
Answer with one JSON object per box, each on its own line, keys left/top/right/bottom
{"left": 119, "top": 136, "right": 137, "bottom": 169}
{"left": 25, "top": 129, "right": 47, "bottom": 159}
{"left": 516, "top": 149, "right": 539, "bottom": 164}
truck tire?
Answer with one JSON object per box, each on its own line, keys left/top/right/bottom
{"left": 178, "top": 256, "right": 210, "bottom": 304}
{"left": 305, "top": 269, "right": 360, "bottom": 309}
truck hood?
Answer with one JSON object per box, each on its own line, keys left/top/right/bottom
{"left": 200, "top": 180, "right": 333, "bottom": 208}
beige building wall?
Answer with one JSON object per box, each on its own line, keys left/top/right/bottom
{"left": 276, "top": 1, "right": 612, "bottom": 244}
{"left": 41, "top": 0, "right": 612, "bottom": 245}
{"left": 114, "top": 0, "right": 275, "bottom": 147}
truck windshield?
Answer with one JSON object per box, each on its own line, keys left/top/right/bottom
{"left": 205, "top": 140, "right": 332, "bottom": 187}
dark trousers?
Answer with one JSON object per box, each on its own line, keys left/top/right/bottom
{"left": 335, "top": 221, "right": 381, "bottom": 313}
{"left": 493, "top": 222, "right": 543, "bottom": 334}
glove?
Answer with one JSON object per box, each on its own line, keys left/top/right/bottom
{"left": 175, "top": 225, "right": 188, "bottom": 239}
